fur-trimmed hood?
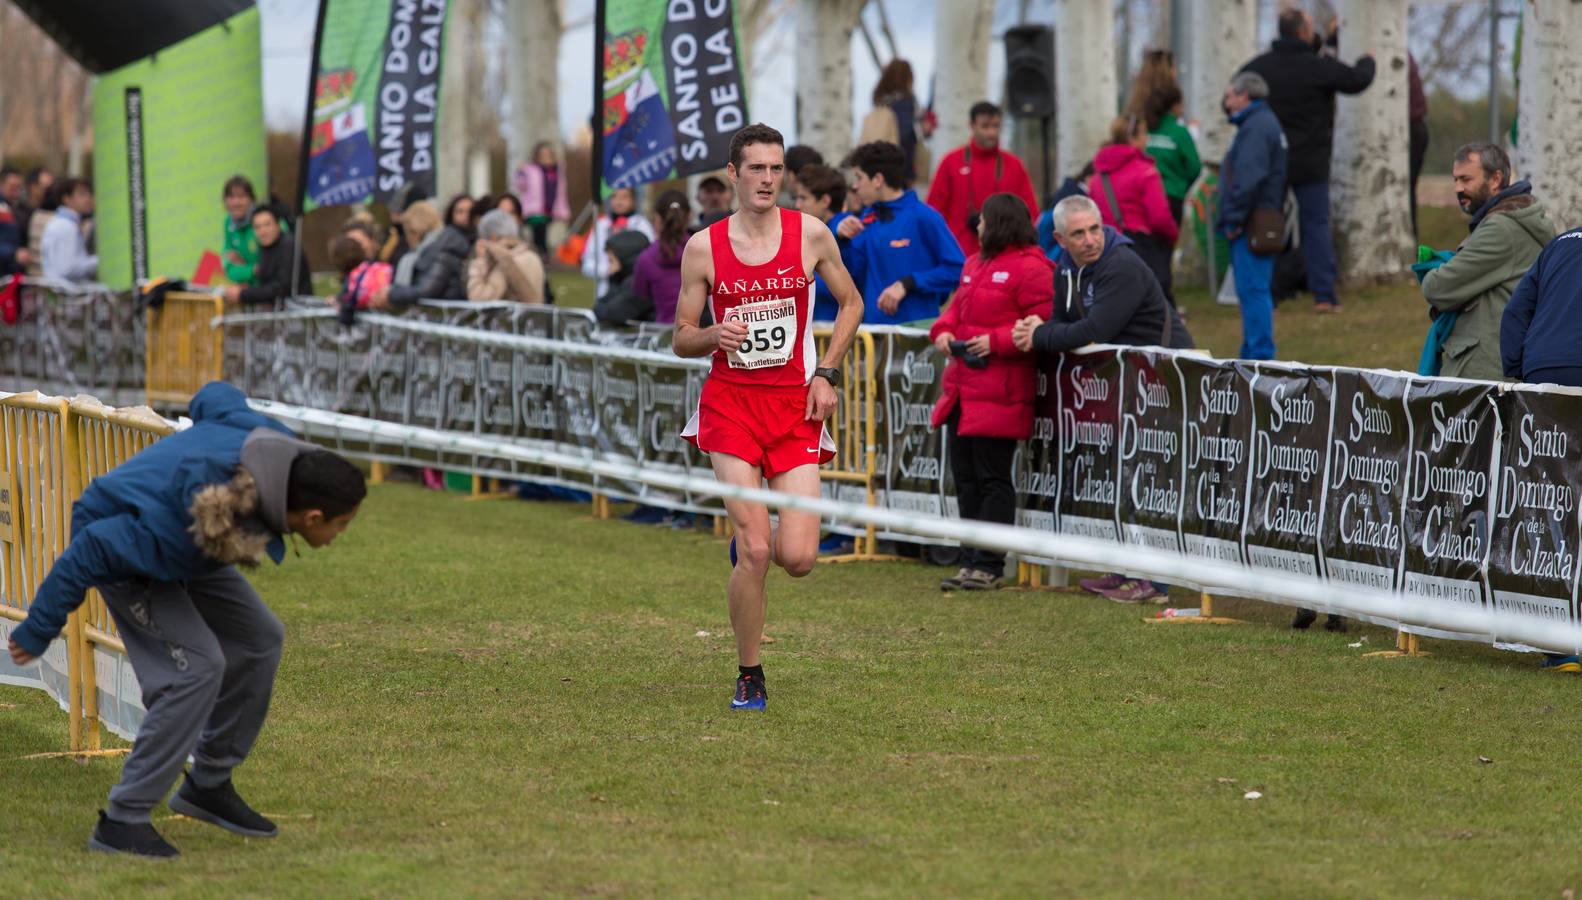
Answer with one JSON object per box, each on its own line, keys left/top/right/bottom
{"left": 187, "top": 428, "right": 319, "bottom": 566}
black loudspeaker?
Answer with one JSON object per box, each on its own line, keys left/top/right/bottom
{"left": 1004, "top": 24, "right": 1055, "bottom": 119}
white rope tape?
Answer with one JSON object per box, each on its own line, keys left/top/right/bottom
{"left": 249, "top": 398, "right": 1582, "bottom": 655}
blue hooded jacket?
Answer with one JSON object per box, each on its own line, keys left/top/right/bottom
{"left": 839, "top": 190, "right": 965, "bottom": 325}
{"left": 1219, "top": 100, "right": 1288, "bottom": 235}
{"left": 1501, "top": 228, "right": 1582, "bottom": 380}
{"left": 11, "top": 382, "right": 309, "bottom": 658}
{"left": 812, "top": 211, "right": 851, "bottom": 321}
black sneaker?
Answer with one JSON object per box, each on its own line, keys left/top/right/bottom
{"left": 731, "top": 674, "right": 767, "bottom": 711}
{"left": 1291, "top": 608, "right": 1318, "bottom": 630}
{"left": 86, "top": 810, "right": 180, "bottom": 858}
{"left": 169, "top": 775, "right": 278, "bottom": 838}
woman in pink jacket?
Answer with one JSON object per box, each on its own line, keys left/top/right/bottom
{"left": 929, "top": 194, "right": 1055, "bottom": 592}
{"left": 1088, "top": 115, "right": 1179, "bottom": 305}
{"left": 513, "top": 142, "right": 571, "bottom": 258}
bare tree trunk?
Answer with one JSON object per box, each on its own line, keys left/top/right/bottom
{"left": 1053, "top": 0, "right": 1116, "bottom": 180}
{"left": 0, "top": 8, "right": 10, "bottom": 165}
{"left": 930, "top": 0, "right": 994, "bottom": 163}
{"left": 507, "top": 0, "right": 563, "bottom": 170}
{"left": 1330, "top": 0, "right": 1412, "bottom": 287}
{"left": 66, "top": 72, "right": 93, "bottom": 176}
{"left": 795, "top": 0, "right": 865, "bottom": 164}
{"left": 437, "top": 0, "right": 477, "bottom": 201}
{"left": 1516, "top": 0, "right": 1582, "bottom": 232}
{"left": 1181, "top": 0, "right": 1258, "bottom": 164}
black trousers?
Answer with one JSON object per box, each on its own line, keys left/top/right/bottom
{"left": 1127, "top": 230, "right": 1176, "bottom": 308}
{"left": 1408, "top": 119, "right": 1429, "bottom": 240}
{"left": 947, "top": 407, "right": 1018, "bottom": 576}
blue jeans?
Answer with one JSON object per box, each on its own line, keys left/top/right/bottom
{"left": 1231, "top": 235, "right": 1276, "bottom": 360}
{"left": 1292, "top": 179, "right": 1338, "bottom": 306}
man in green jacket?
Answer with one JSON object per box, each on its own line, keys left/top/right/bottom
{"left": 222, "top": 175, "right": 260, "bottom": 286}
{"left": 1421, "top": 143, "right": 1554, "bottom": 380}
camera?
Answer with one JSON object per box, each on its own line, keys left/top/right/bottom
{"left": 949, "top": 340, "right": 988, "bottom": 370}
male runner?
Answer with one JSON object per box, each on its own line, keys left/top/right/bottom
{"left": 675, "top": 124, "right": 864, "bottom": 711}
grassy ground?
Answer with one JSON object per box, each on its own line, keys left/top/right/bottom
{"left": 5, "top": 486, "right": 1581, "bottom": 896}
{"left": 10, "top": 207, "right": 1571, "bottom": 896}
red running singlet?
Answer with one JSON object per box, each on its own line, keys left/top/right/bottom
{"left": 705, "top": 207, "right": 817, "bottom": 388}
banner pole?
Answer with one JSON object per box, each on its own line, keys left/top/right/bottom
{"left": 591, "top": 0, "right": 606, "bottom": 206}
{"left": 295, "top": 0, "right": 331, "bottom": 217}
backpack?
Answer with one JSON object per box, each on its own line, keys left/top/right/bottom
{"left": 859, "top": 105, "right": 900, "bottom": 146}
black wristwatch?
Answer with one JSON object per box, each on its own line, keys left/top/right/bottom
{"left": 813, "top": 366, "right": 842, "bottom": 388}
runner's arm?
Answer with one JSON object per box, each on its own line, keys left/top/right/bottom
{"left": 673, "top": 231, "right": 741, "bottom": 357}
{"left": 809, "top": 215, "right": 864, "bottom": 368}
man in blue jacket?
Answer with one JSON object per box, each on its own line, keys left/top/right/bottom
{"left": 1502, "top": 229, "right": 1582, "bottom": 387}
{"left": 836, "top": 141, "right": 965, "bottom": 325}
{"left": 7, "top": 382, "right": 366, "bottom": 859}
{"left": 1219, "top": 71, "right": 1289, "bottom": 361}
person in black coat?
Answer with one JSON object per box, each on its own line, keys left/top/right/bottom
{"left": 1239, "top": 8, "right": 1373, "bottom": 313}
{"left": 371, "top": 200, "right": 471, "bottom": 308}
{"left": 1010, "top": 196, "right": 1192, "bottom": 354}
{"left": 224, "top": 204, "right": 311, "bottom": 305}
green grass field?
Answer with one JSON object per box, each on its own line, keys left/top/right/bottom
{"left": 10, "top": 205, "right": 1578, "bottom": 896}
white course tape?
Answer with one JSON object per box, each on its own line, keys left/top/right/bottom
{"left": 250, "top": 398, "right": 1582, "bottom": 656}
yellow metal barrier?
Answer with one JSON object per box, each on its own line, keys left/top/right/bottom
{"left": 812, "top": 329, "right": 902, "bottom": 563}
{"left": 0, "top": 391, "right": 172, "bottom": 752}
{"left": 145, "top": 291, "right": 226, "bottom": 406}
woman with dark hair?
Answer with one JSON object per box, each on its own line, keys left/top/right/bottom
{"left": 629, "top": 189, "right": 692, "bottom": 324}
{"left": 928, "top": 193, "right": 1054, "bottom": 591}
{"left": 444, "top": 194, "right": 476, "bottom": 236}
{"left": 865, "top": 58, "right": 924, "bottom": 181}
{"left": 514, "top": 141, "right": 570, "bottom": 256}
{"left": 1124, "top": 49, "right": 1201, "bottom": 227}
{"left": 1088, "top": 114, "right": 1180, "bottom": 305}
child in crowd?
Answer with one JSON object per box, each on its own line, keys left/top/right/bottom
{"left": 331, "top": 233, "right": 393, "bottom": 324}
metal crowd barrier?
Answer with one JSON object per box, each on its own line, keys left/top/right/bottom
{"left": 145, "top": 291, "right": 226, "bottom": 406}
{"left": 0, "top": 390, "right": 172, "bottom": 752}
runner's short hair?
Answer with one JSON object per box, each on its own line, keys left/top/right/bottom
{"left": 729, "top": 123, "right": 786, "bottom": 169}
{"left": 845, "top": 142, "right": 907, "bottom": 191}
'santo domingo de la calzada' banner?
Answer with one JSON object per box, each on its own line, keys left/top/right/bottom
{"left": 596, "top": 0, "right": 749, "bottom": 197}
{"left": 302, "top": 0, "right": 450, "bottom": 211}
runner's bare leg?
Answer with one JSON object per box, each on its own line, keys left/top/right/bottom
{"left": 712, "top": 452, "right": 774, "bottom": 667}
{"left": 767, "top": 463, "right": 822, "bottom": 578}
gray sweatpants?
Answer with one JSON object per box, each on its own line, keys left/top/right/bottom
{"left": 99, "top": 567, "right": 284, "bottom": 824}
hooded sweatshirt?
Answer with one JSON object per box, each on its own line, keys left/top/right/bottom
{"left": 1031, "top": 226, "right": 1193, "bottom": 353}
{"left": 10, "top": 382, "right": 318, "bottom": 658}
{"left": 840, "top": 190, "right": 965, "bottom": 325}
{"left": 1088, "top": 143, "right": 1179, "bottom": 246}
{"left": 1502, "top": 227, "right": 1582, "bottom": 381}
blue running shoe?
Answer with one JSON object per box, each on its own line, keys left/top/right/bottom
{"left": 1540, "top": 654, "right": 1581, "bottom": 673}
{"left": 729, "top": 536, "right": 737, "bottom": 567}
{"left": 731, "top": 674, "right": 766, "bottom": 711}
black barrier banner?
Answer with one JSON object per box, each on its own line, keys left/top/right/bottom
{"left": 1401, "top": 378, "right": 1499, "bottom": 613}
{"left": 1117, "top": 349, "right": 1186, "bottom": 555}
{"left": 1244, "top": 363, "right": 1331, "bottom": 579}
{"left": 1178, "top": 357, "right": 1255, "bottom": 566}
{"left": 1489, "top": 386, "right": 1582, "bottom": 638}
{"left": 1321, "top": 370, "right": 1410, "bottom": 592}
{"left": 1014, "top": 365, "right": 1059, "bottom": 536}
{"left": 884, "top": 332, "right": 948, "bottom": 519}
{"left": 1058, "top": 349, "right": 1122, "bottom": 542}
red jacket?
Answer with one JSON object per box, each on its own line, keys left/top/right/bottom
{"left": 926, "top": 143, "right": 1039, "bottom": 256}
{"left": 1087, "top": 144, "right": 1179, "bottom": 246}
{"left": 929, "top": 245, "right": 1056, "bottom": 439}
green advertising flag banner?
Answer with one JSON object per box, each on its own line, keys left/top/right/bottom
{"left": 303, "top": 0, "right": 450, "bottom": 212}
{"left": 92, "top": 7, "right": 267, "bottom": 289}
{"left": 598, "top": 0, "right": 749, "bottom": 198}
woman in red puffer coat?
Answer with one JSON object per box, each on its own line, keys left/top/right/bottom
{"left": 929, "top": 193, "right": 1055, "bottom": 591}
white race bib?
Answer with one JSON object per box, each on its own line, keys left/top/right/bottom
{"left": 725, "top": 297, "right": 797, "bottom": 369}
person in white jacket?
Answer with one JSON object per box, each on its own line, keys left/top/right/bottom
{"left": 581, "top": 187, "right": 655, "bottom": 296}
